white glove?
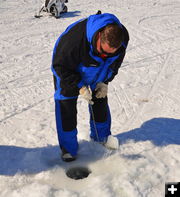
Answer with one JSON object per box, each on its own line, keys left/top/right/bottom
{"left": 95, "top": 82, "right": 108, "bottom": 98}
{"left": 79, "top": 86, "right": 94, "bottom": 105}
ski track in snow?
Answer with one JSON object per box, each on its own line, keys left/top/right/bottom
{"left": 0, "top": 0, "right": 180, "bottom": 197}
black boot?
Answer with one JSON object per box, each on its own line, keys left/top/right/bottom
{"left": 61, "top": 147, "right": 76, "bottom": 162}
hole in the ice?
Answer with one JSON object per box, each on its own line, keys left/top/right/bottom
{"left": 66, "top": 166, "right": 91, "bottom": 180}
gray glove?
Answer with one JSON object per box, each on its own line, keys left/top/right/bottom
{"left": 95, "top": 82, "right": 108, "bottom": 98}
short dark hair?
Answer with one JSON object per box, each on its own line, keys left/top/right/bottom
{"left": 100, "top": 24, "right": 124, "bottom": 48}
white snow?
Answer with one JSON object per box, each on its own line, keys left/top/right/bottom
{"left": 0, "top": 0, "right": 180, "bottom": 196}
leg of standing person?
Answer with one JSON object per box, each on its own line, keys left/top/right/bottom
{"left": 55, "top": 98, "right": 78, "bottom": 161}
{"left": 89, "top": 93, "right": 111, "bottom": 142}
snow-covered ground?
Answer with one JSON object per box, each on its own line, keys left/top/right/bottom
{"left": 0, "top": 0, "right": 180, "bottom": 196}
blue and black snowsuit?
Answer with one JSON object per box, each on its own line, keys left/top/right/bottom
{"left": 51, "top": 12, "right": 129, "bottom": 156}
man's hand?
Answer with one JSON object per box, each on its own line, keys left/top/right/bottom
{"left": 95, "top": 82, "right": 108, "bottom": 98}
{"left": 79, "top": 86, "right": 94, "bottom": 105}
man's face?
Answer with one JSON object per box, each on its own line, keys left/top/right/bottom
{"left": 96, "top": 32, "right": 118, "bottom": 58}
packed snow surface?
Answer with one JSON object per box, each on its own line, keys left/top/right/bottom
{"left": 0, "top": 0, "right": 180, "bottom": 196}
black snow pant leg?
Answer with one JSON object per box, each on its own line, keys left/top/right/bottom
{"left": 55, "top": 98, "right": 78, "bottom": 156}
{"left": 59, "top": 98, "right": 78, "bottom": 131}
{"left": 89, "top": 93, "right": 111, "bottom": 141}
{"left": 91, "top": 94, "right": 108, "bottom": 123}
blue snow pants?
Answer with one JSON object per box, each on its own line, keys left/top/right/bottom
{"left": 55, "top": 95, "right": 111, "bottom": 156}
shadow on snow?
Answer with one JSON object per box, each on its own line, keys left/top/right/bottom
{"left": 0, "top": 117, "right": 179, "bottom": 176}
{"left": 0, "top": 145, "right": 60, "bottom": 176}
{"left": 116, "top": 117, "right": 180, "bottom": 146}
{"left": 59, "top": 11, "right": 81, "bottom": 18}
{"left": 0, "top": 140, "right": 106, "bottom": 176}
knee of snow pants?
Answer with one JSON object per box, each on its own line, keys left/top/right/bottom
{"left": 89, "top": 96, "right": 111, "bottom": 142}
{"left": 55, "top": 99, "right": 78, "bottom": 156}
